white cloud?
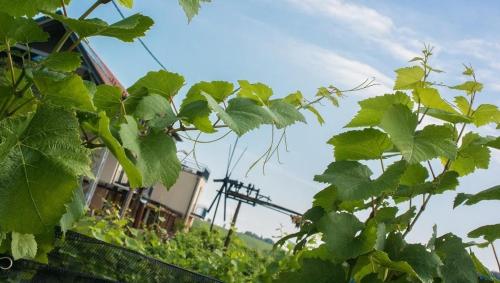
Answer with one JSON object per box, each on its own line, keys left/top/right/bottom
{"left": 287, "top": 0, "right": 420, "bottom": 61}
{"left": 282, "top": 38, "right": 393, "bottom": 95}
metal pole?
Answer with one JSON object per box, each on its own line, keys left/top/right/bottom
{"left": 85, "top": 148, "right": 109, "bottom": 206}
{"left": 209, "top": 192, "right": 222, "bottom": 231}
{"left": 224, "top": 200, "right": 242, "bottom": 248}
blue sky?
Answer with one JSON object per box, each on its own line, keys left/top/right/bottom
{"left": 68, "top": 0, "right": 500, "bottom": 269}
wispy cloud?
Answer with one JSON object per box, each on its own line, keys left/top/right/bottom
{"left": 286, "top": 0, "right": 420, "bottom": 61}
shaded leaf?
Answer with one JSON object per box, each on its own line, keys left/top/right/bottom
{"left": 93, "top": 85, "right": 124, "bottom": 120}
{"left": 435, "top": 233, "right": 477, "bottom": 283}
{"left": 120, "top": 116, "right": 181, "bottom": 188}
{"left": 454, "top": 185, "right": 500, "bottom": 208}
{"left": 60, "top": 187, "right": 86, "bottom": 234}
{"left": 468, "top": 224, "right": 500, "bottom": 243}
{"left": 128, "top": 70, "right": 185, "bottom": 99}
{"left": 0, "top": 105, "right": 90, "bottom": 234}
{"left": 49, "top": 13, "right": 153, "bottom": 42}
{"left": 41, "top": 52, "right": 81, "bottom": 72}
{"left": 314, "top": 160, "right": 407, "bottom": 201}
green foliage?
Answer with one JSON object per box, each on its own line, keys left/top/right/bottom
{"left": 0, "top": 0, "right": 329, "bottom": 263}
{"left": 70, "top": 205, "right": 279, "bottom": 282}
{"left": 274, "top": 47, "right": 500, "bottom": 282}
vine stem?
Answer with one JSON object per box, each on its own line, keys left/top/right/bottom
{"left": 492, "top": 243, "right": 500, "bottom": 272}
{"left": 403, "top": 72, "right": 478, "bottom": 238}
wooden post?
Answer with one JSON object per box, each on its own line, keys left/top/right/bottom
{"left": 224, "top": 200, "right": 242, "bottom": 248}
{"left": 119, "top": 189, "right": 134, "bottom": 219}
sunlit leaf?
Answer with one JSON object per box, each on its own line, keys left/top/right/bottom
{"left": 329, "top": 128, "right": 392, "bottom": 161}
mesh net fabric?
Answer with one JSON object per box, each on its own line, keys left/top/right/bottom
{"left": 0, "top": 230, "right": 222, "bottom": 283}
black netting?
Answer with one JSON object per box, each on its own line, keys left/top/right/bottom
{"left": 1, "top": 230, "right": 222, "bottom": 283}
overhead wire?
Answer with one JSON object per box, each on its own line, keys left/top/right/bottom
{"left": 111, "top": 0, "right": 168, "bottom": 71}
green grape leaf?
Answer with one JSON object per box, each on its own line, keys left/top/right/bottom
{"left": 0, "top": 105, "right": 90, "bottom": 234}
{"left": 120, "top": 116, "right": 181, "bottom": 188}
{"left": 454, "top": 185, "right": 500, "bottom": 208}
{"left": 380, "top": 105, "right": 456, "bottom": 163}
{"left": 346, "top": 92, "right": 413, "bottom": 127}
{"left": 11, "top": 232, "right": 37, "bottom": 260}
{"left": 435, "top": 233, "right": 477, "bottom": 283}
{"left": 237, "top": 80, "right": 273, "bottom": 105}
{"left": 317, "top": 212, "right": 377, "bottom": 263}
{"left": 455, "top": 96, "right": 470, "bottom": 114}
{"left": 316, "top": 87, "right": 339, "bottom": 106}
{"left": 128, "top": 70, "right": 185, "bottom": 99}
{"left": 132, "top": 94, "right": 173, "bottom": 121}
{"left": 83, "top": 112, "right": 142, "bottom": 189}
{"left": 329, "top": 128, "right": 392, "bottom": 160}
{"left": 274, "top": 258, "right": 345, "bottom": 283}
{"left": 313, "top": 186, "right": 365, "bottom": 213}
{"left": 203, "top": 95, "right": 272, "bottom": 136}
{"left": 451, "top": 81, "right": 483, "bottom": 95}
{"left": 178, "top": 100, "right": 214, "bottom": 133}
{"left": 0, "top": 13, "right": 49, "bottom": 44}
{"left": 60, "top": 187, "right": 86, "bottom": 234}
{"left": 352, "top": 250, "right": 418, "bottom": 282}
{"left": 394, "top": 66, "right": 424, "bottom": 90}
{"left": 182, "top": 81, "right": 234, "bottom": 106}
{"left": 41, "top": 52, "right": 81, "bottom": 72}
{"left": 117, "top": 0, "right": 133, "bottom": 8}
{"left": 468, "top": 224, "right": 500, "bottom": 243}
{"left": 33, "top": 72, "right": 95, "bottom": 111}
{"left": 93, "top": 85, "right": 125, "bottom": 120}
{"left": 49, "top": 13, "right": 153, "bottom": 42}
{"left": 0, "top": 0, "right": 67, "bottom": 17}
{"left": 470, "top": 252, "right": 497, "bottom": 281}
{"left": 267, "top": 99, "right": 306, "bottom": 129}
{"left": 423, "top": 108, "right": 472, "bottom": 124}
{"left": 400, "top": 163, "right": 429, "bottom": 186}
{"left": 178, "top": 0, "right": 211, "bottom": 22}
{"left": 314, "top": 160, "right": 407, "bottom": 201}
{"left": 449, "top": 132, "right": 490, "bottom": 176}
{"left": 414, "top": 87, "right": 457, "bottom": 113}
{"left": 472, "top": 104, "right": 500, "bottom": 126}
{"left": 33, "top": 230, "right": 54, "bottom": 264}
{"left": 385, "top": 233, "right": 442, "bottom": 283}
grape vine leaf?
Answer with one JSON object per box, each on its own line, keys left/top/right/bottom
{"left": 0, "top": 0, "right": 68, "bottom": 17}
{"left": 132, "top": 94, "right": 173, "bottom": 121}
{"left": 33, "top": 72, "right": 95, "bottom": 111}
{"left": 468, "top": 224, "right": 500, "bottom": 243}
{"left": 470, "top": 252, "right": 498, "bottom": 281}
{"left": 314, "top": 160, "right": 407, "bottom": 201}
{"left": 423, "top": 108, "right": 472, "bottom": 124}
{"left": 49, "top": 13, "right": 154, "bottom": 42}
{"left": 329, "top": 128, "right": 392, "bottom": 160}
{"left": 11, "top": 232, "right": 37, "bottom": 260}
{"left": 451, "top": 81, "right": 483, "bottom": 95}
{"left": 413, "top": 87, "right": 457, "bottom": 113}
{"left": 178, "top": 0, "right": 211, "bottom": 22}
{"left": 434, "top": 233, "right": 477, "bottom": 283}
{"left": 0, "top": 105, "right": 90, "bottom": 234}
{"left": 394, "top": 66, "right": 424, "bottom": 90}
{"left": 380, "top": 105, "right": 456, "bottom": 163}
{"left": 352, "top": 250, "right": 418, "bottom": 282}
{"left": 449, "top": 132, "right": 490, "bottom": 176}
{"left": 117, "top": 0, "right": 133, "bottom": 9}
{"left": 83, "top": 112, "right": 142, "bottom": 189}
{"left": 40, "top": 51, "right": 81, "bottom": 72}
{"left": 275, "top": 258, "right": 345, "bottom": 283}
{"left": 120, "top": 116, "right": 181, "bottom": 188}
{"left": 316, "top": 212, "right": 377, "bottom": 263}
{"left": 346, "top": 92, "right": 413, "bottom": 127}
{"left": 128, "top": 70, "right": 185, "bottom": 100}
{"left": 454, "top": 185, "right": 500, "bottom": 208}
{"left": 400, "top": 163, "right": 429, "bottom": 186}
{"left": 60, "top": 187, "right": 86, "bottom": 234}
{"left": 472, "top": 104, "right": 500, "bottom": 126}
{"left": 0, "top": 12, "right": 49, "bottom": 44}
{"left": 237, "top": 80, "right": 273, "bottom": 105}
{"left": 284, "top": 91, "right": 325, "bottom": 125}
{"left": 93, "top": 85, "right": 124, "bottom": 120}
{"left": 178, "top": 81, "right": 234, "bottom": 132}
{"left": 385, "top": 233, "right": 442, "bottom": 283}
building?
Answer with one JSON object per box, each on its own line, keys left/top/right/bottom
{"left": 9, "top": 14, "right": 210, "bottom": 232}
